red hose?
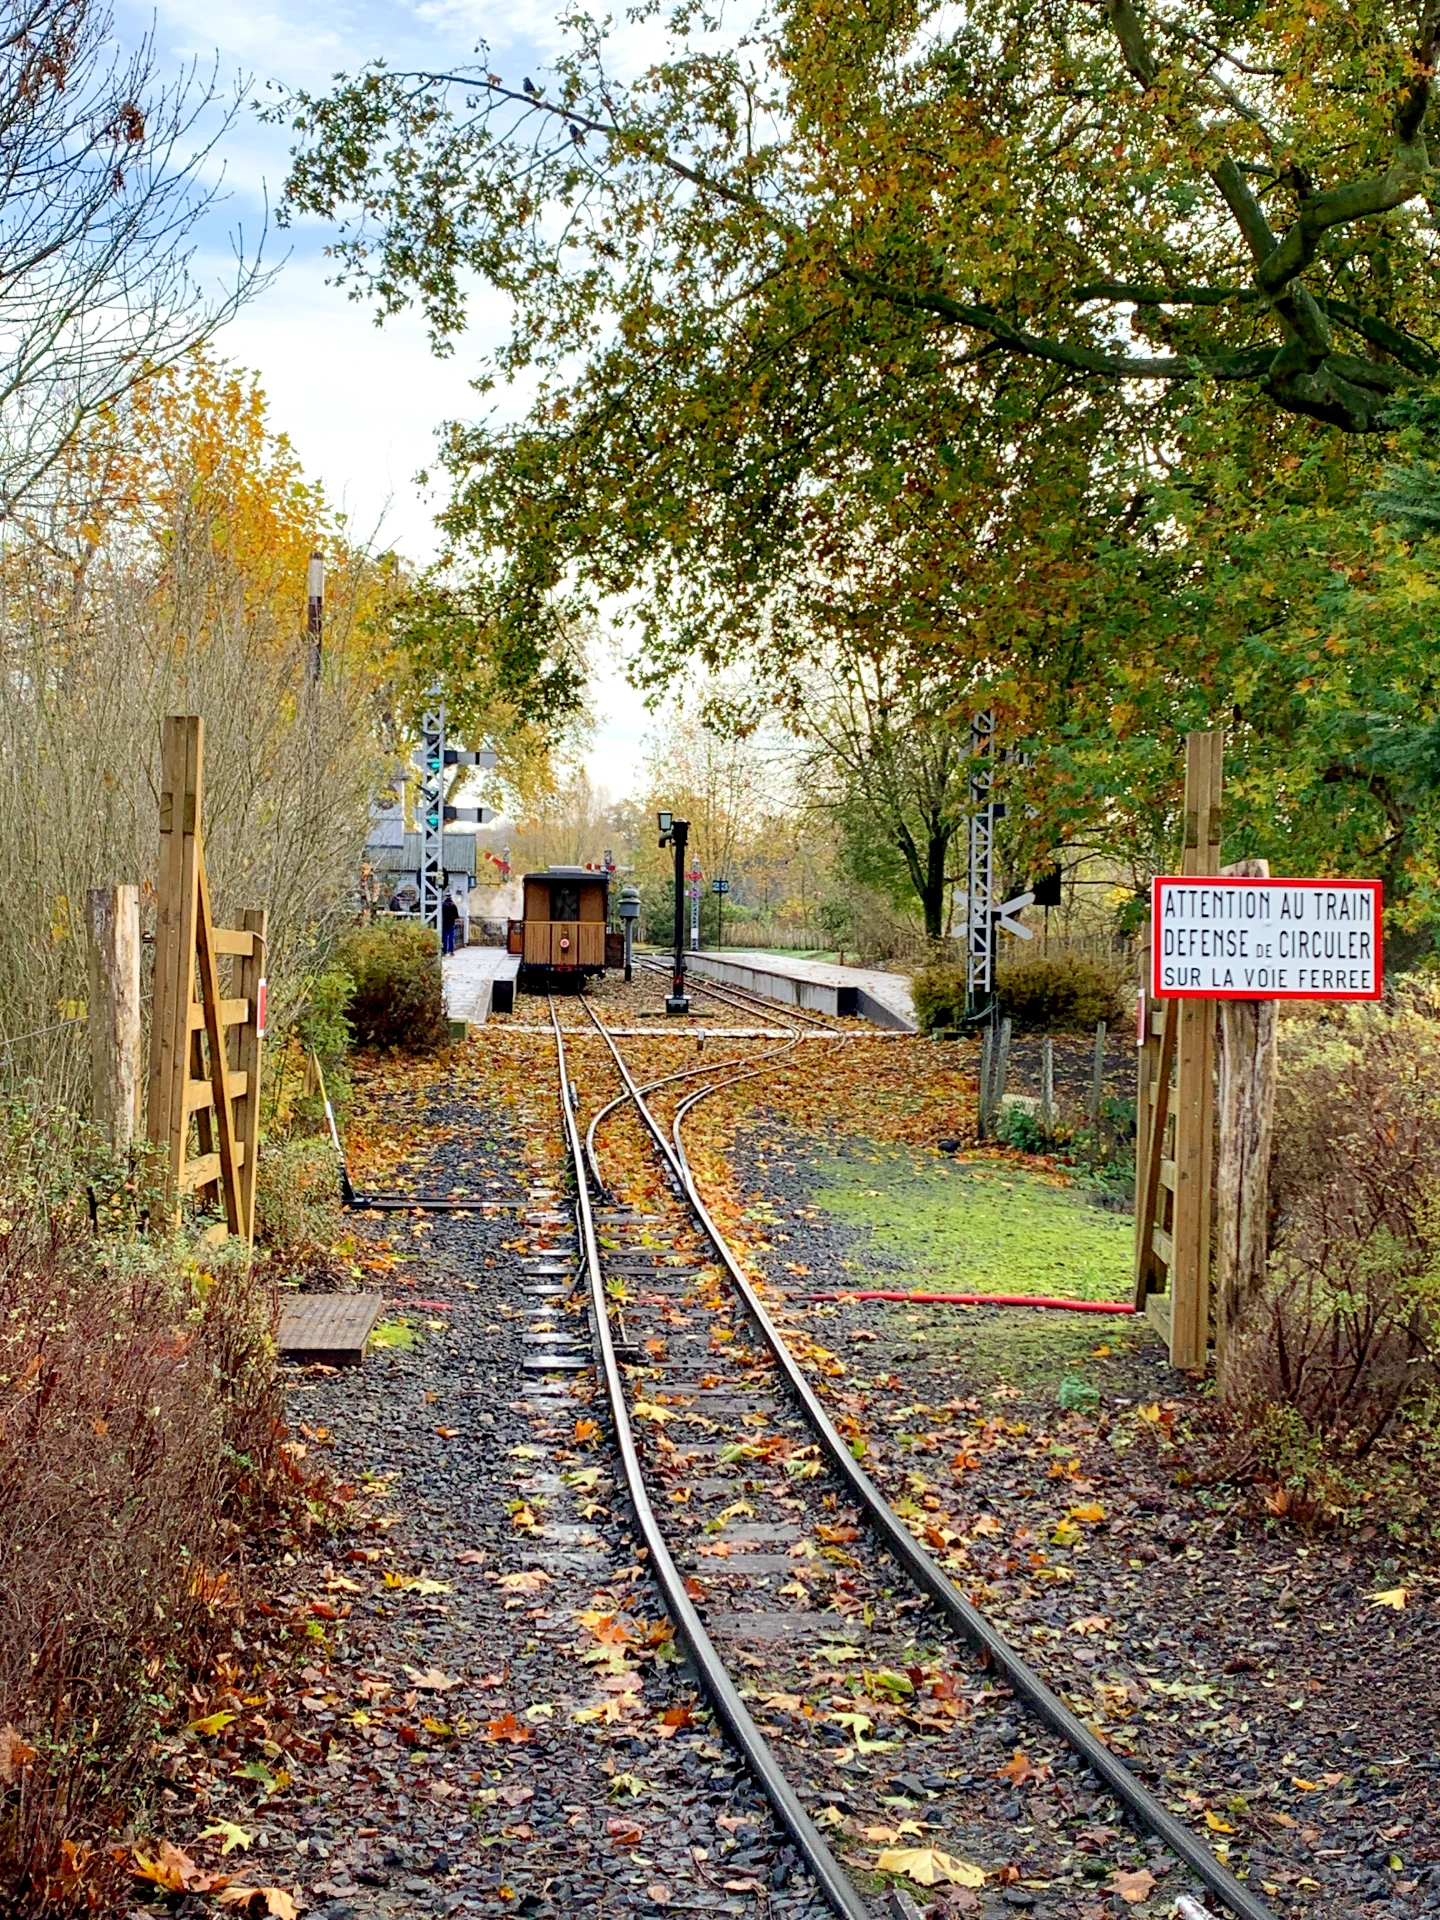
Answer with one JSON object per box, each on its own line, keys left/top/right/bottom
{"left": 808, "top": 1288, "right": 1135, "bottom": 1314}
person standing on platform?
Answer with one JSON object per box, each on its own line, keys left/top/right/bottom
{"left": 441, "top": 891, "right": 459, "bottom": 956}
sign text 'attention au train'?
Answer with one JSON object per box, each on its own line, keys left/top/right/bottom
{"left": 1151, "top": 877, "right": 1382, "bottom": 1000}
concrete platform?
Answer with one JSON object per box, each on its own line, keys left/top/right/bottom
{"left": 685, "top": 949, "right": 916, "bottom": 1031}
{"left": 444, "top": 945, "right": 521, "bottom": 1027}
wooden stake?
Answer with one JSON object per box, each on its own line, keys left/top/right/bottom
{"left": 1087, "top": 1020, "right": 1106, "bottom": 1125}
{"left": 1040, "top": 1036, "right": 1054, "bottom": 1131}
{"left": 1216, "top": 858, "right": 1277, "bottom": 1380}
{"left": 86, "top": 885, "right": 141, "bottom": 1147}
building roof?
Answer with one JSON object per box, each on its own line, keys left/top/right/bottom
{"left": 523, "top": 866, "right": 610, "bottom": 883}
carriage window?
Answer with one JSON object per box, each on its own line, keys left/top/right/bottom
{"left": 550, "top": 885, "right": 580, "bottom": 921}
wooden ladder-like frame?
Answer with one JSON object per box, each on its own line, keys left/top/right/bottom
{"left": 146, "top": 716, "right": 267, "bottom": 1241}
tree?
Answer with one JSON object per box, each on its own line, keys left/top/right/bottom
{"left": 0, "top": 0, "right": 263, "bottom": 514}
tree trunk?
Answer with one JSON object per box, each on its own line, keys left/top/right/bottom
{"left": 920, "top": 828, "right": 949, "bottom": 939}
{"left": 1215, "top": 858, "right": 1278, "bottom": 1389}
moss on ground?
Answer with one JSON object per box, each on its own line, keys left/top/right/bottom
{"left": 811, "top": 1148, "right": 1134, "bottom": 1302}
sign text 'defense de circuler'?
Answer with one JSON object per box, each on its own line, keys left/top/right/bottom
{"left": 1151, "top": 877, "right": 1383, "bottom": 1000}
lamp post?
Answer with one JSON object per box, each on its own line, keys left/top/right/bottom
{"left": 657, "top": 812, "right": 690, "bottom": 1014}
{"left": 306, "top": 549, "right": 324, "bottom": 686}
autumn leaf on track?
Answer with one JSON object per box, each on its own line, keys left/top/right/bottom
{"left": 876, "top": 1846, "right": 985, "bottom": 1888}
{"left": 574, "top": 1418, "right": 600, "bottom": 1444}
{"left": 1370, "top": 1587, "right": 1409, "bottom": 1609}
{"left": 997, "top": 1750, "right": 1050, "bottom": 1785}
{"left": 1069, "top": 1614, "right": 1110, "bottom": 1635}
{"left": 497, "top": 1568, "right": 552, "bottom": 1593}
{"left": 606, "top": 1814, "right": 644, "bottom": 1844}
{"left": 1110, "top": 1868, "right": 1157, "bottom": 1904}
{"left": 1204, "top": 1810, "right": 1236, "bottom": 1833}
{"left": 480, "top": 1712, "right": 532, "bottom": 1743}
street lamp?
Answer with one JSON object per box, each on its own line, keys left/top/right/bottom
{"left": 657, "top": 812, "right": 690, "bottom": 1014}
{"left": 306, "top": 549, "right": 324, "bottom": 686}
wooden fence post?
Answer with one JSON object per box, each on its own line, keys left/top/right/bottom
{"left": 86, "top": 885, "right": 141, "bottom": 1146}
{"left": 1168, "top": 730, "right": 1222, "bottom": 1367}
{"left": 1216, "top": 857, "right": 1278, "bottom": 1380}
{"left": 147, "top": 717, "right": 204, "bottom": 1212}
{"left": 1133, "top": 731, "right": 1222, "bottom": 1366}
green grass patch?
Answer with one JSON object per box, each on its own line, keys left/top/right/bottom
{"left": 812, "top": 1149, "right": 1133, "bottom": 1301}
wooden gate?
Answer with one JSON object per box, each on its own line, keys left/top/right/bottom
{"left": 146, "top": 716, "right": 267, "bottom": 1241}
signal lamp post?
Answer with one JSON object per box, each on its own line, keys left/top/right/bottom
{"left": 657, "top": 812, "right": 690, "bottom": 1014}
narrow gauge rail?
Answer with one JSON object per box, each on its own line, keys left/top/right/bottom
{"left": 637, "top": 956, "right": 851, "bottom": 1031}
{"left": 550, "top": 996, "right": 1276, "bottom": 1920}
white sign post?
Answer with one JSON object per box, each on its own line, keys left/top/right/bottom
{"left": 1152, "top": 877, "right": 1382, "bottom": 1001}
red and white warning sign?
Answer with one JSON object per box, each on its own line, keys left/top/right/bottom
{"left": 1152, "top": 876, "right": 1382, "bottom": 1000}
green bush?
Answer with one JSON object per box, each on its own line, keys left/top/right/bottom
{"left": 337, "top": 922, "right": 449, "bottom": 1053}
{"left": 995, "top": 951, "right": 1131, "bottom": 1031}
{"left": 911, "top": 963, "right": 967, "bottom": 1034}
{"left": 254, "top": 1134, "right": 344, "bottom": 1251}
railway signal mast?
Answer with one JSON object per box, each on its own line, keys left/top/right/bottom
{"left": 657, "top": 811, "right": 690, "bottom": 1013}
{"left": 417, "top": 699, "right": 498, "bottom": 933}
{"left": 966, "top": 710, "right": 999, "bottom": 1021}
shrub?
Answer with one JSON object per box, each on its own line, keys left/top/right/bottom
{"left": 0, "top": 1106, "right": 293, "bottom": 1911}
{"left": 254, "top": 1134, "right": 344, "bottom": 1252}
{"left": 995, "top": 951, "right": 1131, "bottom": 1031}
{"left": 337, "top": 922, "right": 449, "bottom": 1053}
{"left": 1217, "top": 1004, "right": 1440, "bottom": 1520}
{"left": 911, "top": 963, "right": 966, "bottom": 1034}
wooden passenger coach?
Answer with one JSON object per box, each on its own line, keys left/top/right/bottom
{"left": 508, "top": 867, "right": 617, "bottom": 986}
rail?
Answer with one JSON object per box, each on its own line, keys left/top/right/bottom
{"left": 569, "top": 996, "right": 1278, "bottom": 1920}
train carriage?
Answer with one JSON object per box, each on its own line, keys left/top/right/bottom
{"left": 508, "top": 866, "right": 621, "bottom": 988}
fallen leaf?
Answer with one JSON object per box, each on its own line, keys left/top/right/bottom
{"left": 132, "top": 1843, "right": 198, "bottom": 1893}
{"left": 436, "top": 1426, "right": 460, "bottom": 1438}
{"left": 876, "top": 1846, "right": 986, "bottom": 1888}
{"left": 1110, "top": 1868, "right": 1157, "bottom": 1904}
{"left": 1069, "top": 1615, "right": 1110, "bottom": 1636}
{"left": 199, "top": 1822, "right": 253, "bottom": 1855}
{"left": 187, "top": 1710, "right": 238, "bottom": 1737}
{"left": 480, "top": 1713, "right": 532, "bottom": 1744}
{"left": 0, "top": 1725, "right": 37, "bottom": 1785}
{"left": 406, "top": 1667, "right": 462, "bottom": 1692}
{"left": 606, "top": 1814, "right": 644, "bottom": 1845}
{"left": 574, "top": 1418, "right": 600, "bottom": 1444}
{"left": 1205, "top": 1811, "right": 1236, "bottom": 1834}
{"left": 998, "top": 1750, "right": 1050, "bottom": 1785}
{"left": 217, "top": 1890, "right": 299, "bottom": 1919}
{"left": 1370, "top": 1587, "right": 1408, "bottom": 1610}
{"left": 497, "top": 1569, "right": 552, "bottom": 1593}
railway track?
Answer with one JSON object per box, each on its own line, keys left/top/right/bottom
{"left": 542, "top": 994, "right": 1277, "bottom": 1920}
{"left": 637, "top": 956, "right": 851, "bottom": 1031}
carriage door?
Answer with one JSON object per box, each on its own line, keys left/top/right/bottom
{"left": 551, "top": 883, "right": 581, "bottom": 965}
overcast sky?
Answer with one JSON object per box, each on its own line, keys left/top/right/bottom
{"left": 111, "top": 0, "right": 662, "bottom": 795}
